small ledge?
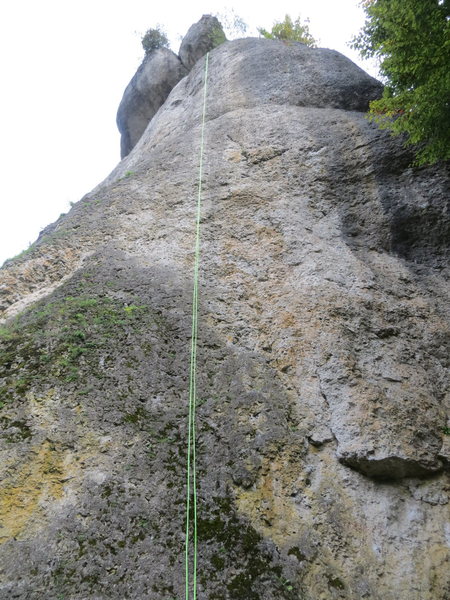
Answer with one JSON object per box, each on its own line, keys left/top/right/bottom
{"left": 339, "top": 453, "right": 443, "bottom": 481}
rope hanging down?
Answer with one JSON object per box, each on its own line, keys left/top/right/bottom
{"left": 185, "top": 51, "right": 209, "bottom": 600}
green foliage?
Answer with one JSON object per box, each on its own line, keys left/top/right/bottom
{"left": 0, "top": 294, "right": 152, "bottom": 405}
{"left": 210, "top": 25, "right": 227, "bottom": 48}
{"left": 213, "top": 9, "right": 248, "bottom": 40}
{"left": 258, "top": 14, "right": 317, "bottom": 47}
{"left": 352, "top": 0, "right": 450, "bottom": 165}
{"left": 141, "top": 26, "right": 169, "bottom": 54}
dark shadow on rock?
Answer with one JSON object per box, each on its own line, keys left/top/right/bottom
{"left": 0, "top": 248, "right": 305, "bottom": 599}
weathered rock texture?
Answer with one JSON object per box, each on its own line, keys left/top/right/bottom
{"left": 1, "top": 37, "right": 449, "bottom": 600}
{"left": 116, "top": 47, "right": 188, "bottom": 159}
{"left": 117, "top": 14, "right": 225, "bottom": 159}
{"left": 179, "top": 14, "right": 226, "bottom": 70}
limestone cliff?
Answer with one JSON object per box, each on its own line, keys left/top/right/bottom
{"left": 117, "top": 15, "right": 225, "bottom": 158}
{"left": 0, "top": 34, "right": 449, "bottom": 600}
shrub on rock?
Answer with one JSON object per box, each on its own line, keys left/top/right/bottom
{"left": 141, "top": 27, "right": 169, "bottom": 55}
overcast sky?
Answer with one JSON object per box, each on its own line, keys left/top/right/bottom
{"left": 0, "top": 0, "right": 377, "bottom": 266}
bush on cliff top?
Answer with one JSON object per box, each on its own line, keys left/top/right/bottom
{"left": 258, "top": 14, "right": 317, "bottom": 47}
{"left": 141, "top": 26, "right": 170, "bottom": 54}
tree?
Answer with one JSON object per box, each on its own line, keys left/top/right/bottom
{"left": 141, "top": 26, "right": 169, "bottom": 55}
{"left": 352, "top": 0, "right": 450, "bottom": 165}
{"left": 258, "top": 14, "right": 317, "bottom": 47}
{"left": 213, "top": 9, "right": 248, "bottom": 40}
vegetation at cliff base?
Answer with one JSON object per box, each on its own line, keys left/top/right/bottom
{"left": 352, "top": 0, "right": 450, "bottom": 165}
{"left": 258, "top": 14, "right": 317, "bottom": 47}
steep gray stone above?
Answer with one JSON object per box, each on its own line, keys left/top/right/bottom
{"left": 193, "top": 37, "right": 382, "bottom": 113}
{"left": 124, "top": 38, "right": 383, "bottom": 162}
{"left": 117, "top": 15, "right": 226, "bottom": 159}
{"left": 116, "top": 47, "right": 187, "bottom": 158}
{"left": 179, "top": 14, "right": 226, "bottom": 70}
{"left": 1, "top": 35, "right": 449, "bottom": 600}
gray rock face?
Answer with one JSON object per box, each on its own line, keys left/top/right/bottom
{"left": 117, "top": 36, "right": 381, "bottom": 160}
{"left": 205, "top": 37, "right": 382, "bottom": 113}
{"left": 116, "top": 47, "right": 187, "bottom": 158}
{"left": 117, "top": 15, "right": 225, "bottom": 159}
{"left": 1, "top": 37, "right": 449, "bottom": 600}
{"left": 179, "top": 14, "right": 225, "bottom": 70}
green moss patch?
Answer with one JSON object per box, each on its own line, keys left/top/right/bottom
{"left": 0, "top": 295, "right": 151, "bottom": 407}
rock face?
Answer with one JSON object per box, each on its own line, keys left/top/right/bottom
{"left": 116, "top": 47, "right": 188, "bottom": 158}
{"left": 117, "top": 14, "right": 225, "bottom": 159}
{"left": 179, "top": 14, "right": 226, "bottom": 70}
{"left": 1, "top": 37, "right": 449, "bottom": 600}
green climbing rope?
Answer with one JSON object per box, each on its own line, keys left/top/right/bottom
{"left": 185, "top": 51, "right": 209, "bottom": 600}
